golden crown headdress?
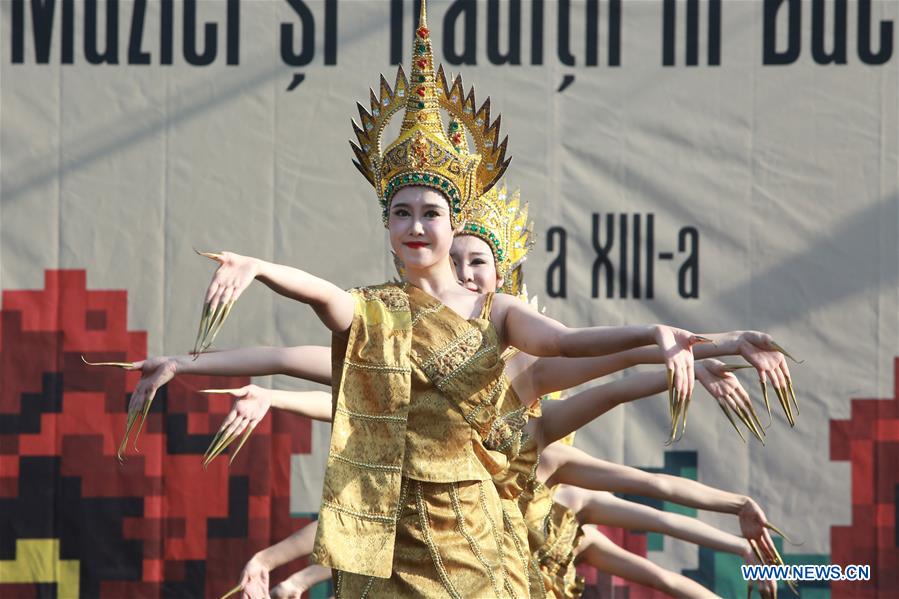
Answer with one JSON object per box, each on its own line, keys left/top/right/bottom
{"left": 350, "top": 0, "right": 510, "bottom": 227}
{"left": 457, "top": 181, "right": 534, "bottom": 295}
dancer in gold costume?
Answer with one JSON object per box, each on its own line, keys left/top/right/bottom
{"left": 97, "top": 3, "right": 800, "bottom": 596}
{"left": 121, "top": 3, "right": 702, "bottom": 596}
{"left": 108, "top": 182, "right": 787, "bottom": 599}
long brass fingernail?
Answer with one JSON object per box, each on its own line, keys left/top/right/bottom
{"left": 773, "top": 385, "right": 793, "bottom": 427}
{"left": 199, "top": 303, "right": 225, "bottom": 353}
{"left": 766, "top": 522, "right": 803, "bottom": 546}
{"left": 736, "top": 406, "right": 765, "bottom": 444}
{"left": 747, "top": 402, "right": 766, "bottom": 436}
{"left": 229, "top": 425, "right": 257, "bottom": 465}
{"left": 117, "top": 411, "right": 139, "bottom": 462}
{"left": 219, "top": 583, "right": 242, "bottom": 599}
{"left": 786, "top": 379, "right": 799, "bottom": 416}
{"left": 81, "top": 355, "right": 135, "bottom": 369}
{"left": 204, "top": 429, "right": 236, "bottom": 464}
{"left": 719, "top": 404, "right": 746, "bottom": 443}
{"left": 205, "top": 301, "right": 234, "bottom": 350}
{"left": 759, "top": 380, "right": 772, "bottom": 425}
{"left": 667, "top": 369, "right": 675, "bottom": 420}
{"left": 204, "top": 427, "right": 225, "bottom": 459}
{"left": 680, "top": 394, "right": 691, "bottom": 440}
{"left": 771, "top": 341, "right": 804, "bottom": 364}
{"left": 194, "top": 248, "right": 224, "bottom": 262}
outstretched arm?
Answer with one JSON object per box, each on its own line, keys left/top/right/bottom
{"left": 200, "top": 251, "right": 355, "bottom": 334}
{"left": 237, "top": 521, "right": 320, "bottom": 599}
{"left": 123, "top": 345, "right": 332, "bottom": 416}
{"left": 494, "top": 293, "right": 704, "bottom": 404}
{"left": 533, "top": 368, "right": 669, "bottom": 449}
{"left": 201, "top": 386, "right": 333, "bottom": 465}
{"left": 560, "top": 487, "right": 750, "bottom": 556}
{"left": 542, "top": 443, "right": 780, "bottom": 563}
{"left": 528, "top": 359, "right": 761, "bottom": 449}
{"left": 576, "top": 526, "right": 719, "bottom": 599}
{"left": 525, "top": 330, "right": 792, "bottom": 402}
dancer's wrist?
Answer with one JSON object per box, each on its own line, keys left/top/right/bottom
{"left": 251, "top": 549, "right": 275, "bottom": 571}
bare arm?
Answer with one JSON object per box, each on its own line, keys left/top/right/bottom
{"left": 200, "top": 251, "right": 355, "bottom": 334}
{"left": 270, "top": 565, "right": 332, "bottom": 598}
{"left": 543, "top": 444, "right": 746, "bottom": 514}
{"left": 494, "top": 293, "right": 701, "bottom": 402}
{"left": 542, "top": 443, "right": 782, "bottom": 564}
{"left": 125, "top": 346, "right": 331, "bottom": 416}
{"left": 527, "top": 330, "right": 784, "bottom": 400}
{"left": 253, "top": 259, "right": 355, "bottom": 333}
{"left": 577, "top": 526, "right": 719, "bottom": 599}
{"left": 174, "top": 346, "right": 332, "bottom": 383}
{"left": 562, "top": 488, "right": 750, "bottom": 557}
{"left": 237, "top": 522, "right": 320, "bottom": 598}
{"left": 269, "top": 390, "right": 333, "bottom": 422}
{"left": 535, "top": 369, "right": 669, "bottom": 448}
{"left": 496, "top": 293, "right": 658, "bottom": 358}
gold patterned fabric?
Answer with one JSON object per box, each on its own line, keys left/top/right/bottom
{"left": 514, "top": 447, "right": 585, "bottom": 599}
{"left": 312, "top": 284, "right": 413, "bottom": 578}
{"left": 316, "top": 283, "right": 533, "bottom": 596}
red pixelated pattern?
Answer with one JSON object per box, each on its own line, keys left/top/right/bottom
{"left": 0, "top": 270, "right": 316, "bottom": 597}
{"left": 830, "top": 357, "right": 899, "bottom": 598}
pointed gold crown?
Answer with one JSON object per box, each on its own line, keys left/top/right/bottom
{"left": 350, "top": 0, "right": 510, "bottom": 227}
{"left": 458, "top": 181, "right": 534, "bottom": 295}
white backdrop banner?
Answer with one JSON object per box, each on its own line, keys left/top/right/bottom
{"left": 2, "top": 1, "right": 897, "bottom": 596}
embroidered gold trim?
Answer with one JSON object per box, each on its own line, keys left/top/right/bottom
{"left": 436, "top": 343, "right": 497, "bottom": 389}
{"left": 411, "top": 302, "right": 443, "bottom": 327}
{"left": 420, "top": 326, "right": 481, "bottom": 373}
{"left": 332, "top": 453, "right": 403, "bottom": 473}
{"left": 358, "top": 285, "right": 409, "bottom": 312}
{"left": 344, "top": 359, "right": 411, "bottom": 374}
{"left": 502, "top": 507, "right": 543, "bottom": 599}
{"left": 320, "top": 500, "right": 397, "bottom": 524}
{"left": 335, "top": 406, "right": 406, "bottom": 423}
{"left": 415, "top": 482, "right": 463, "bottom": 599}
{"left": 477, "top": 481, "right": 511, "bottom": 596}
{"left": 360, "top": 575, "right": 375, "bottom": 598}
{"left": 449, "top": 482, "right": 503, "bottom": 597}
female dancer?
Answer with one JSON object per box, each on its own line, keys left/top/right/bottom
{"left": 115, "top": 4, "right": 706, "bottom": 595}
{"left": 110, "top": 181, "right": 790, "bottom": 596}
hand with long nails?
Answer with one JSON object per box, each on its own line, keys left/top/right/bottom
{"left": 738, "top": 498, "right": 801, "bottom": 596}
{"left": 82, "top": 355, "right": 176, "bottom": 461}
{"left": 193, "top": 250, "right": 260, "bottom": 356}
{"left": 696, "top": 360, "right": 766, "bottom": 444}
{"left": 737, "top": 497, "right": 781, "bottom": 564}
{"left": 202, "top": 385, "right": 271, "bottom": 466}
{"left": 653, "top": 326, "right": 713, "bottom": 443}
{"left": 737, "top": 332, "right": 800, "bottom": 427}
{"left": 232, "top": 554, "right": 270, "bottom": 599}
{"left": 743, "top": 542, "right": 777, "bottom": 598}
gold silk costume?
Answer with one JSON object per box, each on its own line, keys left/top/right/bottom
{"left": 313, "top": 284, "right": 533, "bottom": 596}
{"left": 516, "top": 470, "right": 586, "bottom": 599}
{"left": 318, "top": 0, "right": 543, "bottom": 593}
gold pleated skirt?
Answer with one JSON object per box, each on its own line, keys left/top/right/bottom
{"left": 335, "top": 478, "right": 531, "bottom": 598}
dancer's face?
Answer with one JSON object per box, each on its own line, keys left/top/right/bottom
{"left": 450, "top": 235, "right": 503, "bottom": 292}
{"left": 388, "top": 186, "right": 455, "bottom": 271}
